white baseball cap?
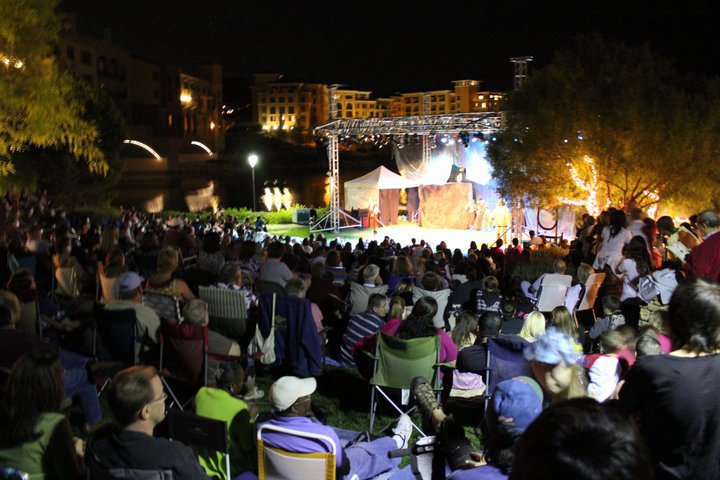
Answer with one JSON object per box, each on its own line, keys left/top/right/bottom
{"left": 269, "top": 376, "right": 317, "bottom": 411}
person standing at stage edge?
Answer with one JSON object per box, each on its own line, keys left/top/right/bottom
{"left": 368, "top": 198, "right": 380, "bottom": 234}
{"left": 475, "top": 198, "right": 488, "bottom": 231}
{"left": 465, "top": 198, "right": 477, "bottom": 230}
{"left": 491, "top": 199, "right": 512, "bottom": 245}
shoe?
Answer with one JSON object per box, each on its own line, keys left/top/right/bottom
{"left": 411, "top": 376, "right": 439, "bottom": 416}
{"left": 392, "top": 414, "right": 413, "bottom": 449}
{"left": 438, "top": 415, "right": 474, "bottom": 471}
{"left": 243, "top": 386, "right": 265, "bottom": 401}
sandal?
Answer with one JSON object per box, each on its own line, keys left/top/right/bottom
{"left": 411, "top": 376, "right": 440, "bottom": 416}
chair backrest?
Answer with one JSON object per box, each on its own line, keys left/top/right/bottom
{"left": 486, "top": 336, "right": 533, "bottom": 395}
{"left": 160, "top": 319, "right": 208, "bottom": 384}
{"left": 166, "top": 410, "right": 230, "bottom": 479}
{"left": 98, "top": 266, "right": 120, "bottom": 304}
{"left": 95, "top": 307, "right": 139, "bottom": 366}
{"left": 349, "top": 283, "right": 388, "bottom": 317}
{"left": 371, "top": 332, "right": 441, "bottom": 389}
{"left": 183, "top": 267, "right": 218, "bottom": 297}
{"left": 536, "top": 274, "right": 573, "bottom": 312}
{"left": 199, "top": 285, "right": 248, "bottom": 341}
{"left": 87, "top": 454, "right": 174, "bottom": 480}
{"left": 0, "top": 467, "right": 29, "bottom": 480}
{"left": 577, "top": 272, "right": 606, "bottom": 312}
{"left": 257, "top": 424, "right": 337, "bottom": 480}
{"left": 256, "top": 280, "right": 286, "bottom": 296}
{"left": 8, "top": 254, "right": 36, "bottom": 279}
{"left": 16, "top": 301, "right": 40, "bottom": 336}
{"left": 143, "top": 290, "right": 183, "bottom": 322}
{"left": 54, "top": 265, "right": 79, "bottom": 298}
{"left": 412, "top": 287, "right": 451, "bottom": 329}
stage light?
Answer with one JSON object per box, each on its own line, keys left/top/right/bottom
{"left": 440, "top": 135, "right": 448, "bottom": 144}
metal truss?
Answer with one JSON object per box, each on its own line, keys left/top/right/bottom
{"left": 313, "top": 112, "right": 505, "bottom": 137}
{"left": 310, "top": 113, "right": 505, "bottom": 233}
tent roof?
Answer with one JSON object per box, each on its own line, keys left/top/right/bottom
{"left": 344, "top": 166, "right": 418, "bottom": 189}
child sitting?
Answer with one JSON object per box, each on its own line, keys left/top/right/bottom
{"left": 589, "top": 295, "right": 625, "bottom": 343}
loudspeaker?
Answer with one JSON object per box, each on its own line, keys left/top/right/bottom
{"left": 292, "top": 208, "right": 311, "bottom": 224}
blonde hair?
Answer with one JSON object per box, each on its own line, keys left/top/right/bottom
{"left": 388, "top": 296, "right": 406, "bottom": 320}
{"left": 519, "top": 311, "right": 546, "bottom": 342}
{"left": 575, "top": 263, "right": 595, "bottom": 284}
{"left": 157, "top": 248, "right": 180, "bottom": 273}
{"left": 552, "top": 306, "right": 578, "bottom": 339}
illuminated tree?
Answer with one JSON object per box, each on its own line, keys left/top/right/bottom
{"left": 487, "top": 34, "right": 720, "bottom": 215}
{"left": 0, "top": 0, "right": 105, "bottom": 175}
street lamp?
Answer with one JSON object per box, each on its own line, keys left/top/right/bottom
{"left": 248, "top": 154, "right": 258, "bottom": 211}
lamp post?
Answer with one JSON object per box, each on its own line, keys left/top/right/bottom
{"left": 248, "top": 154, "right": 258, "bottom": 212}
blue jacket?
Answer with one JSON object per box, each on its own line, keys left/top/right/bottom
{"left": 259, "top": 293, "right": 323, "bottom": 376}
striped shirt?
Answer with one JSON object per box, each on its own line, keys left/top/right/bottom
{"left": 340, "top": 311, "right": 385, "bottom": 366}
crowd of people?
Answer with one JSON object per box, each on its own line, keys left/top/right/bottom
{"left": 0, "top": 186, "right": 719, "bottom": 480}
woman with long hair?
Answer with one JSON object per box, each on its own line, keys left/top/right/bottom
{"left": 0, "top": 346, "right": 85, "bottom": 478}
{"left": 616, "top": 235, "right": 653, "bottom": 329}
{"left": 551, "top": 306, "right": 583, "bottom": 353}
{"left": 146, "top": 247, "right": 196, "bottom": 302}
{"left": 450, "top": 311, "right": 478, "bottom": 351}
{"left": 592, "top": 209, "right": 633, "bottom": 272}
{"left": 519, "top": 311, "right": 546, "bottom": 343}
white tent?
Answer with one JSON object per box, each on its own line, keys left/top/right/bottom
{"left": 344, "top": 166, "right": 418, "bottom": 210}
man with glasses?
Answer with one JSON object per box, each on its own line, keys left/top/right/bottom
{"left": 87, "top": 366, "right": 210, "bottom": 479}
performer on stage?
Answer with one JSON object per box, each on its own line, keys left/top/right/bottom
{"left": 512, "top": 201, "right": 525, "bottom": 241}
{"left": 368, "top": 198, "right": 380, "bottom": 234}
{"left": 464, "top": 198, "right": 477, "bottom": 230}
{"left": 490, "top": 198, "right": 512, "bottom": 245}
{"left": 475, "top": 198, "right": 488, "bottom": 232}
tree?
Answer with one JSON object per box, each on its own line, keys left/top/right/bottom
{"left": 0, "top": 0, "right": 105, "bottom": 175}
{"left": 12, "top": 83, "right": 126, "bottom": 209}
{"left": 487, "top": 34, "right": 720, "bottom": 216}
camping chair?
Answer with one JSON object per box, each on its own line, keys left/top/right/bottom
{"left": 484, "top": 336, "right": 533, "bottom": 411}
{"left": 143, "top": 289, "right": 183, "bottom": 323}
{"left": 535, "top": 274, "right": 572, "bottom": 313}
{"left": 412, "top": 286, "right": 451, "bottom": 329}
{"left": 96, "top": 263, "right": 119, "bottom": 304}
{"left": 8, "top": 253, "right": 37, "bottom": 279}
{"left": 367, "top": 332, "right": 442, "bottom": 436}
{"left": 158, "top": 319, "right": 241, "bottom": 409}
{"left": 93, "top": 307, "right": 140, "bottom": 397}
{"left": 574, "top": 272, "right": 606, "bottom": 329}
{"left": 166, "top": 409, "right": 231, "bottom": 480}
{"left": 199, "top": 285, "right": 248, "bottom": 341}
{"left": 348, "top": 283, "right": 388, "bottom": 317}
{"left": 51, "top": 264, "right": 79, "bottom": 302}
{"left": 257, "top": 424, "right": 341, "bottom": 480}
{"left": 256, "top": 280, "right": 285, "bottom": 296}
{"left": 17, "top": 300, "right": 41, "bottom": 336}
{"left": 86, "top": 443, "right": 174, "bottom": 480}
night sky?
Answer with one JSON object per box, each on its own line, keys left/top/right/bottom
{"left": 58, "top": 0, "right": 720, "bottom": 95}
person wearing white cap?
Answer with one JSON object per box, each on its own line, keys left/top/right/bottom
{"left": 104, "top": 271, "right": 160, "bottom": 359}
{"left": 259, "top": 376, "right": 411, "bottom": 479}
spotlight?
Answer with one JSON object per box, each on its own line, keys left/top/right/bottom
{"left": 440, "top": 135, "right": 449, "bottom": 145}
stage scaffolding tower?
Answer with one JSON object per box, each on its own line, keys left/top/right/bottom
{"left": 312, "top": 112, "right": 505, "bottom": 233}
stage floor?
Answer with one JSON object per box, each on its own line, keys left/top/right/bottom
{"left": 325, "top": 220, "right": 512, "bottom": 252}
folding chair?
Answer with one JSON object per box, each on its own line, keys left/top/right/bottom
{"left": 575, "top": 272, "right": 606, "bottom": 329}
{"left": 143, "top": 289, "right": 183, "bottom": 323}
{"left": 97, "top": 263, "right": 119, "bottom": 304}
{"left": 7, "top": 253, "right": 36, "bottom": 279}
{"left": 348, "top": 283, "right": 388, "bottom": 317}
{"left": 256, "top": 280, "right": 285, "bottom": 296}
{"left": 412, "top": 286, "right": 451, "bottom": 329}
{"left": 183, "top": 267, "right": 218, "bottom": 297}
{"left": 199, "top": 285, "right": 248, "bottom": 341}
{"left": 93, "top": 307, "right": 141, "bottom": 397}
{"left": 86, "top": 444, "right": 174, "bottom": 480}
{"left": 367, "top": 332, "right": 442, "bottom": 436}
{"left": 483, "top": 336, "right": 533, "bottom": 411}
{"left": 535, "top": 274, "right": 572, "bottom": 313}
{"left": 51, "top": 264, "right": 79, "bottom": 302}
{"left": 257, "top": 424, "right": 339, "bottom": 480}
{"left": 158, "top": 319, "right": 241, "bottom": 409}
{"left": 166, "top": 409, "right": 231, "bottom": 480}
{"left": 16, "top": 300, "right": 41, "bottom": 336}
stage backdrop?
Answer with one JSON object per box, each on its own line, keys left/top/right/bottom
{"left": 344, "top": 166, "right": 417, "bottom": 225}
{"left": 419, "top": 183, "right": 473, "bottom": 229}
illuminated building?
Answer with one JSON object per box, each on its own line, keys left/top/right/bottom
{"left": 251, "top": 74, "right": 505, "bottom": 132}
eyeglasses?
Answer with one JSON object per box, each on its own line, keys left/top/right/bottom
{"left": 148, "top": 391, "right": 167, "bottom": 406}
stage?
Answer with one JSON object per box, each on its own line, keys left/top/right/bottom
{"left": 315, "top": 220, "right": 520, "bottom": 252}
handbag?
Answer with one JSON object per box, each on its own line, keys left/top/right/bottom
{"left": 249, "top": 293, "right": 277, "bottom": 365}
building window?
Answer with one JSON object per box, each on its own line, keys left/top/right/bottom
{"left": 80, "top": 50, "right": 92, "bottom": 65}
{"left": 269, "top": 96, "right": 275, "bottom": 103}
{"left": 288, "top": 106, "right": 295, "bottom": 114}
{"left": 66, "top": 46, "right": 75, "bottom": 60}
{"left": 279, "top": 106, "right": 285, "bottom": 114}
{"left": 278, "top": 97, "right": 285, "bottom": 103}
{"left": 270, "top": 107, "right": 276, "bottom": 114}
